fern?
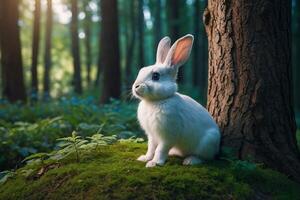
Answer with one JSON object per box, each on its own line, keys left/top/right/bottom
{"left": 86, "top": 134, "right": 117, "bottom": 150}
{"left": 56, "top": 131, "right": 88, "bottom": 162}
{"left": 22, "top": 152, "right": 51, "bottom": 165}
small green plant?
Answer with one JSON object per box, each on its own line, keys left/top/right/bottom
{"left": 56, "top": 131, "right": 88, "bottom": 163}
{"left": 119, "top": 136, "right": 145, "bottom": 143}
{"left": 22, "top": 152, "right": 51, "bottom": 165}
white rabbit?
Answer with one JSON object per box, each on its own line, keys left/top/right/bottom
{"left": 132, "top": 34, "right": 221, "bottom": 168}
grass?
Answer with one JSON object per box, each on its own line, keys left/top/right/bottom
{"left": 0, "top": 142, "right": 299, "bottom": 200}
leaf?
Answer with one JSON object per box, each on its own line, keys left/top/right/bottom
{"left": 0, "top": 171, "right": 15, "bottom": 184}
{"left": 22, "top": 152, "right": 50, "bottom": 163}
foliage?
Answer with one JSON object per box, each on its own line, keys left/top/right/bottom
{"left": 56, "top": 131, "right": 88, "bottom": 163}
{"left": 0, "top": 143, "right": 299, "bottom": 200}
{"left": 0, "top": 97, "right": 141, "bottom": 170}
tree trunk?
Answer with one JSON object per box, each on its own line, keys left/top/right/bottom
{"left": 100, "top": 0, "right": 121, "bottom": 103}
{"left": 125, "top": 0, "right": 136, "bottom": 88}
{"left": 43, "top": 0, "right": 52, "bottom": 99}
{"left": 0, "top": 0, "right": 26, "bottom": 102}
{"left": 71, "top": 0, "right": 82, "bottom": 94}
{"left": 31, "top": 0, "right": 41, "bottom": 101}
{"left": 167, "top": 0, "right": 184, "bottom": 83}
{"left": 95, "top": 0, "right": 101, "bottom": 87}
{"left": 153, "top": 0, "right": 162, "bottom": 49}
{"left": 205, "top": 0, "right": 300, "bottom": 182}
{"left": 293, "top": 0, "right": 300, "bottom": 113}
{"left": 137, "top": 0, "right": 144, "bottom": 68}
{"left": 83, "top": 0, "right": 92, "bottom": 86}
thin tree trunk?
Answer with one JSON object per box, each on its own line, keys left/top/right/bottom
{"left": 205, "top": 0, "right": 300, "bottom": 182}
{"left": 83, "top": 0, "right": 92, "bottom": 86}
{"left": 100, "top": 0, "right": 121, "bottom": 103}
{"left": 167, "top": 0, "right": 183, "bottom": 83}
{"left": 153, "top": 0, "right": 162, "bottom": 49}
{"left": 31, "top": 0, "right": 41, "bottom": 101}
{"left": 95, "top": 0, "right": 101, "bottom": 87}
{"left": 95, "top": 31, "right": 101, "bottom": 86}
{"left": 125, "top": 0, "right": 136, "bottom": 87}
{"left": 293, "top": 0, "right": 300, "bottom": 112}
{"left": 43, "top": 0, "right": 52, "bottom": 99}
{"left": 71, "top": 0, "right": 82, "bottom": 94}
{"left": 0, "top": 0, "right": 26, "bottom": 102}
{"left": 137, "top": 0, "right": 144, "bottom": 68}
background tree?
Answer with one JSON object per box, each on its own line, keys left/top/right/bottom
{"left": 205, "top": 0, "right": 300, "bottom": 182}
{"left": 71, "top": 0, "right": 82, "bottom": 94}
{"left": 0, "top": 0, "right": 26, "bottom": 102}
{"left": 293, "top": 0, "right": 300, "bottom": 113}
{"left": 43, "top": 0, "right": 53, "bottom": 99}
{"left": 31, "top": 0, "right": 41, "bottom": 100}
{"left": 152, "top": 0, "right": 162, "bottom": 49}
{"left": 137, "top": 0, "right": 145, "bottom": 68}
{"left": 124, "top": 0, "right": 137, "bottom": 88}
{"left": 95, "top": 0, "right": 101, "bottom": 87}
{"left": 83, "top": 0, "right": 92, "bottom": 86}
{"left": 166, "top": 0, "right": 184, "bottom": 83}
{"left": 100, "top": 0, "right": 121, "bottom": 103}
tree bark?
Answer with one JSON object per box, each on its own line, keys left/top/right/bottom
{"left": 71, "top": 0, "right": 82, "bottom": 94}
{"left": 31, "top": 0, "right": 41, "bottom": 101}
{"left": 205, "top": 0, "right": 300, "bottom": 182}
{"left": 100, "top": 0, "right": 121, "bottom": 103}
{"left": 0, "top": 0, "right": 26, "bottom": 102}
{"left": 43, "top": 0, "right": 52, "bottom": 99}
{"left": 83, "top": 0, "right": 92, "bottom": 86}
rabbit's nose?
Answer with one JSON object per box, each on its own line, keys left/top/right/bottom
{"left": 135, "top": 84, "right": 140, "bottom": 89}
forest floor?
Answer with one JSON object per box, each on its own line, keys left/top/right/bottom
{"left": 0, "top": 97, "right": 300, "bottom": 200}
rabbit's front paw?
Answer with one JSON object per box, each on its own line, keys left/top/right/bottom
{"left": 146, "top": 160, "right": 157, "bottom": 168}
{"left": 182, "top": 156, "right": 202, "bottom": 165}
{"left": 146, "top": 159, "right": 165, "bottom": 168}
{"left": 137, "top": 155, "right": 152, "bottom": 162}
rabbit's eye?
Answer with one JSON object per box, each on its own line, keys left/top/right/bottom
{"left": 152, "top": 72, "right": 160, "bottom": 81}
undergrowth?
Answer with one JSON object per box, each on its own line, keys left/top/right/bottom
{"left": 0, "top": 97, "right": 141, "bottom": 170}
{"left": 0, "top": 97, "right": 300, "bottom": 199}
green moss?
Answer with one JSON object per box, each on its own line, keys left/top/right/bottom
{"left": 0, "top": 142, "right": 299, "bottom": 200}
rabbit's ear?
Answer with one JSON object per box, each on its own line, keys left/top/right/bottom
{"left": 164, "top": 34, "right": 194, "bottom": 69}
{"left": 156, "top": 36, "right": 171, "bottom": 64}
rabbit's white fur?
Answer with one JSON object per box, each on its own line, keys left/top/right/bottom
{"left": 132, "top": 34, "right": 221, "bottom": 167}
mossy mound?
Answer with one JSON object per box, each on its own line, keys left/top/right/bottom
{"left": 0, "top": 142, "right": 299, "bottom": 200}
